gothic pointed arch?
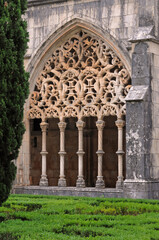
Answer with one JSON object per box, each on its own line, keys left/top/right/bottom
{"left": 28, "top": 28, "right": 131, "bottom": 120}
{"left": 26, "top": 19, "right": 131, "bottom": 99}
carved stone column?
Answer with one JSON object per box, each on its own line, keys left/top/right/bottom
{"left": 58, "top": 121, "right": 67, "bottom": 187}
{"left": 76, "top": 120, "right": 85, "bottom": 188}
{"left": 115, "top": 118, "right": 125, "bottom": 189}
{"left": 39, "top": 121, "right": 49, "bottom": 186}
{"left": 96, "top": 120, "right": 105, "bottom": 188}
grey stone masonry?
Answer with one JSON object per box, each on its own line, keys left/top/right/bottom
{"left": 125, "top": 86, "right": 151, "bottom": 180}
{"left": 25, "top": 0, "right": 159, "bottom": 58}
{"left": 124, "top": 33, "right": 159, "bottom": 199}
{"left": 125, "top": 41, "right": 152, "bottom": 180}
{"left": 132, "top": 42, "right": 151, "bottom": 86}
{"left": 14, "top": 186, "right": 123, "bottom": 198}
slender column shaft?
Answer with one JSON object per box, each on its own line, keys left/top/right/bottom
{"left": 98, "top": 154, "right": 103, "bottom": 177}
{"left": 76, "top": 120, "right": 85, "bottom": 188}
{"left": 42, "top": 127, "right": 47, "bottom": 152}
{"left": 42, "top": 154, "right": 47, "bottom": 176}
{"left": 96, "top": 120, "right": 105, "bottom": 188}
{"left": 39, "top": 121, "right": 48, "bottom": 186}
{"left": 79, "top": 128, "right": 83, "bottom": 151}
{"left": 78, "top": 154, "right": 83, "bottom": 177}
{"left": 58, "top": 121, "right": 67, "bottom": 187}
{"left": 98, "top": 127, "right": 103, "bottom": 151}
{"left": 115, "top": 118, "right": 125, "bottom": 189}
{"left": 60, "top": 131, "right": 65, "bottom": 151}
{"left": 60, "top": 155, "right": 65, "bottom": 177}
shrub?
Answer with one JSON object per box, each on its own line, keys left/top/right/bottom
{"left": 0, "top": 195, "right": 159, "bottom": 240}
{"left": 0, "top": 0, "right": 29, "bottom": 205}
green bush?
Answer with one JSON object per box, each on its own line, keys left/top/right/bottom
{"left": 0, "top": 195, "right": 159, "bottom": 240}
{"left": 0, "top": 0, "right": 29, "bottom": 205}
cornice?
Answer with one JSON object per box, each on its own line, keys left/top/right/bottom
{"left": 27, "top": 0, "right": 68, "bottom": 7}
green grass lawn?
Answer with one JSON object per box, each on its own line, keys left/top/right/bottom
{"left": 0, "top": 194, "right": 159, "bottom": 240}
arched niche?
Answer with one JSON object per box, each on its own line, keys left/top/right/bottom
{"left": 16, "top": 19, "right": 131, "bottom": 187}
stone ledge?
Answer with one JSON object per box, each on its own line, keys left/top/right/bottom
{"left": 124, "top": 180, "right": 159, "bottom": 199}
{"left": 13, "top": 186, "right": 123, "bottom": 198}
{"left": 27, "top": 0, "right": 68, "bottom": 7}
{"left": 129, "top": 25, "right": 159, "bottom": 43}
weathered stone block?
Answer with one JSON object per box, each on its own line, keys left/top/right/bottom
{"left": 124, "top": 180, "right": 159, "bottom": 199}
{"left": 132, "top": 43, "right": 151, "bottom": 85}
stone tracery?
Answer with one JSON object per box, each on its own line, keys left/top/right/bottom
{"left": 28, "top": 30, "right": 131, "bottom": 120}
{"left": 28, "top": 29, "right": 131, "bottom": 188}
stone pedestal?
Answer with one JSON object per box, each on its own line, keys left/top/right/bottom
{"left": 95, "top": 176, "right": 105, "bottom": 189}
{"left": 58, "top": 178, "right": 66, "bottom": 187}
{"left": 124, "top": 180, "right": 159, "bottom": 199}
{"left": 116, "top": 176, "right": 124, "bottom": 189}
{"left": 76, "top": 177, "right": 86, "bottom": 188}
{"left": 39, "top": 174, "right": 48, "bottom": 186}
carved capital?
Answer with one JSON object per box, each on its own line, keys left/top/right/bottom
{"left": 40, "top": 121, "right": 48, "bottom": 132}
{"left": 96, "top": 120, "right": 105, "bottom": 130}
{"left": 115, "top": 119, "right": 125, "bottom": 129}
{"left": 58, "top": 121, "right": 67, "bottom": 131}
{"left": 76, "top": 120, "right": 85, "bottom": 130}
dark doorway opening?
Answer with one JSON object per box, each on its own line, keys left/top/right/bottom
{"left": 30, "top": 116, "right": 125, "bottom": 187}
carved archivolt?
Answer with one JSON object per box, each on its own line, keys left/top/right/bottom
{"left": 28, "top": 30, "right": 131, "bottom": 120}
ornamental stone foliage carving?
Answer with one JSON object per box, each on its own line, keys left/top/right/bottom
{"left": 28, "top": 30, "right": 131, "bottom": 120}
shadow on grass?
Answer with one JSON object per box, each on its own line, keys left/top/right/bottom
{"left": 0, "top": 233, "right": 19, "bottom": 240}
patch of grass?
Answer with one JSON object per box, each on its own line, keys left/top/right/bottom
{"left": 0, "top": 194, "right": 159, "bottom": 240}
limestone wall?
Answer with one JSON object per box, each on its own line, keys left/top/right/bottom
{"left": 25, "top": 0, "right": 159, "bottom": 62}
{"left": 149, "top": 42, "right": 159, "bottom": 179}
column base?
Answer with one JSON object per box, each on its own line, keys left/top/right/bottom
{"left": 76, "top": 177, "right": 85, "bottom": 188}
{"left": 116, "top": 176, "right": 124, "bottom": 189}
{"left": 95, "top": 176, "right": 105, "bottom": 188}
{"left": 39, "top": 175, "right": 48, "bottom": 186}
{"left": 58, "top": 178, "right": 66, "bottom": 187}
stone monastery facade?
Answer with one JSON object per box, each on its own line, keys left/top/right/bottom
{"left": 14, "top": 0, "right": 159, "bottom": 199}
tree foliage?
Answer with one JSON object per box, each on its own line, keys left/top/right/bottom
{"left": 0, "top": 0, "right": 29, "bottom": 205}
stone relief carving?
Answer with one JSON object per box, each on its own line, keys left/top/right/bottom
{"left": 28, "top": 30, "right": 131, "bottom": 120}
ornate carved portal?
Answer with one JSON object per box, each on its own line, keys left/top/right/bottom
{"left": 28, "top": 29, "right": 131, "bottom": 188}
{"left": 28, "top": 30, "right": 131, "bottom": 120}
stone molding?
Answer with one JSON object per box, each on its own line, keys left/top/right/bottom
{"left": 27, "top": 0, "right": 67, "bottom": 7}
